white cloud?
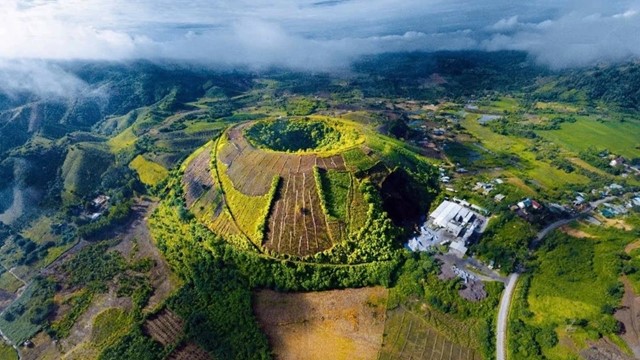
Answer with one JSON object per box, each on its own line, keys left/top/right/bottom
{"left": 0, "top": 0, "right": 639, "bottom": 70}
{"left": 0, "top": 60, "right": 87, "bottom": 98}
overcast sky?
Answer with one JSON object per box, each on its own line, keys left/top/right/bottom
{"left": 0, "top": 0, "right": 639, "bottom": 71}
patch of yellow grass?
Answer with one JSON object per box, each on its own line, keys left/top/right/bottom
{"left": 535, "top": 102, "right": 580, "bottom": 113}
{"left": 129, "top": 155, "right": 169, "bottom": 186}
{"left": 530, "top": 296, "right": 599, "bottom": 325}
{"left": 108, "top": 127, "right": 137, "bottom": 153}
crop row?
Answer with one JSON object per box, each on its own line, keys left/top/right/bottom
{"left": 264, "top": 171, "right": 333, "bottom": 257}
{"left": 379, "top": 308, "right": 481, "bottom": 360}
{"left": 143, "top": 309, "right": 184, "bottom": 347}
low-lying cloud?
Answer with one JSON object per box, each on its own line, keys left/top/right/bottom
{"left": 1, "top": 0, "right": 639, "bottom": 73}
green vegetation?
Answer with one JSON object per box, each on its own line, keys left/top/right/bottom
{"left": 473, "top": 215, "right": 536, "bottom": 273}
{"left": 49, "top": 290, "right": 94, "bottom": 338}
{"left": 0, "top": 342, "right": 17, "bottom": 360}
{"left": 509, "top": 227, "right": 635, "bottom": 359}
{"left": 342, "top": 148, "right": 376, "bottom": 171}
{"left": 314, "top": 168, "right": 350, "bottom": 221}
{"left": 215, "top": 154, "right": 274, "bottom": 244}
{"left": 91, "top": 308, "right": 134, "bottom": 347}
{"left": 537, "top": 117, "right": 640, "bottom": 159}
{"left": 245, "top": 118, "right": 342, "bottom": 152}
{"left": 99, "top": 328, "right": 163, "bottom": 360}
{"left": 386, "top": 252, "right": 502, "bottom": 359}
{"left": 77, "top": 200, "right": 134, "bottom": 238}
{"left": 61, "top": 143, "right": 114, "bottom": 202}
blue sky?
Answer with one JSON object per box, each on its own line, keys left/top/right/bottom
{"left": 0, "top": 0, "right": 639, "bottom": 69}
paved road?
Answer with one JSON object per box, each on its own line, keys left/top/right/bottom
{"left": 496, "top": 273, "right": 519, "bottom": 360}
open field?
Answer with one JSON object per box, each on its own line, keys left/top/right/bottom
{"left": 379, "top": 307, "right": 482, "bottom": 360}
{"left": 460, "top": 115, "right": 590, "bottom": 193}
{"left": 254, "top": 287, "right": 387, "bottom": 360}
{"left": 0, "top": 342, "right": 17, "bottom": 360}
{"left": 537, "top": 116, "right": 640, "bottom": 158}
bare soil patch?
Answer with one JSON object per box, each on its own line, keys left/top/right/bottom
{"left": 625, "top": 240, "right": 640, "bottom": 255}
{"left": 581, "top": 338, "right": 636, "bottom": 360}
{"left": 559, "top": 225, "right": 594, "bottom": 239}
{"left": 601, "top": 218, "right": 633, "bottom": 231}
{"left": 614, "top": 277, "right": 640, "bottom": 358}
{"left": 254, "top": 287, "right": 388, "bottom": 360}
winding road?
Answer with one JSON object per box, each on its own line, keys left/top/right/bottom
{"left": 496, "top": 273, "right": 519, "bottom": 360}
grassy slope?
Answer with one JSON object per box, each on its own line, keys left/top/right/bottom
{"left": 61, "top": 143, "right": 113, "bottom": 201}
{"left": 129, "top": 155, "right": 169, "bottom": 186}
{"left": 215, "top": 135, "right": 274, "bottom": 245}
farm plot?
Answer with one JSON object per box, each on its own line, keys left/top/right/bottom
{"left": 379, "top": 307, "right": 481, "bottom": 360}
{"left": 254, "top": 287, "right": 387, "bottom": 360}
{"left": 264, "top": 171, "right": 332, "bottom": 257}
{"left": 167, "top": 342, "right": 211, "bottom": 360}
{"left": 143, "top": 309, "right": 184, "bottom": 347}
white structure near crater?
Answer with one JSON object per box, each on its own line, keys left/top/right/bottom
{"left": 408, "top": 200, "right": 488, "bottom": 257}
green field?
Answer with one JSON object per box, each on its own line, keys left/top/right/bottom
{"left": 91, "top": 308, "right": 134, "bottom": 348}
{"left": 129, "top": 155, "right": 169, "bottom": 186}
{"left": 0, "top": 342, "right": 17, "bottom": 360}
{"left": 538, "top": 117, "right": 640, "bottom": 158}
{"left": 107, "top": 127, "right": 137, "bottom": 153}
{"left": 509, "top": 224, "right": 637, "bottom": 359}
{"left": 461, "top": 115, "right": 590, "bottom": 194}
{"left": 0, "top": 272, "right": 23, "bottom": 293}
{"left": 0, "top": 279, "right": 54, "bottom": 344}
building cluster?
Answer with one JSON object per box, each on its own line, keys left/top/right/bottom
{"left": 88, "top": 194, "right": 110, "bottom": 221}
{"left": 408, "top": 199, "right": 488, "bottom": 257}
